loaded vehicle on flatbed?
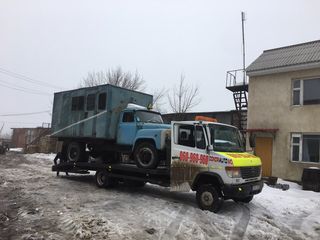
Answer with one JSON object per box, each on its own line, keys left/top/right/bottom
{"left": 51, "top": 85, "right": 263, "bottom": 212}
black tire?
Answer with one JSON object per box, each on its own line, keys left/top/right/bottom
{"left": 196, "top": 184, "right": 223, "bottom": 213}
{"left": 134, "top": 142, "right": 159, "bottom": 169}
{"left": 233, "top": 196, "right": 254, "bottom": 203}
{"left": 95, "top": 171, "right": 118, "bottom": 188}
{"left": 66, "top": 142, "right": 85, "bottom": 162}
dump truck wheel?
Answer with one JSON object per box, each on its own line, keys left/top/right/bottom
{"left": 67, "top": 142, "right": 85, "bottom": 162}
{"left": 196, "top": 184, "right": 223, "bottom": 213}
{"left": 134, "top": 142, "right": 158, "bottom": 169}
{"left": 95, "top": 171, "right": 117, "bottom": 188}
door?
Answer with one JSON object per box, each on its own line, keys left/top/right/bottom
{"left": 117, "top": 111, "right": 137, "bottom": 145}
{"left": 170, "top": 124, "right": 209, "bottom": 191}
{"left": 255, "top": 137, "right": 273, "bottom": 177}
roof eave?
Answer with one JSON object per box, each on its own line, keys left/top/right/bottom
{"left": 246, "top": 62, "right": 320, "bottom": 77}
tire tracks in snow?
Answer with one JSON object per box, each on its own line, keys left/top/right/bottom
{"left": 160, "top": 205, "right": 188, "bottom": 239}
{"left": 230, "top": 203, "right": 250, "bottom": 240}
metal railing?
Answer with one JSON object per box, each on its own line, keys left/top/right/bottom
{"left": 226, "top": 69, "right": 248, "bottom": 88}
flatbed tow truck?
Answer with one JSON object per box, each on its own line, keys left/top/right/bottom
{"left": 52, "top": 120, "right": 263, "bottom": 213}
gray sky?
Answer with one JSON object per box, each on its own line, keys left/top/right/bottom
{"left": 1, "top": 0, "right": 320, "bottom": 134}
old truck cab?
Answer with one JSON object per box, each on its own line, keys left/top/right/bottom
{"left": 170, "top": 121, "right": 263, "bottom": 212}
{"left": 116, "top": 104, "right": 170, "bottom": 168}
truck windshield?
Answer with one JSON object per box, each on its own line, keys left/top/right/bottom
{"left": 136, "top": 111, "right": 163, "bottom": 123}
{"left": 209, "top": 124, "right": 244, "bottom": 152}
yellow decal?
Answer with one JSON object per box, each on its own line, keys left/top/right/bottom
{"left": 217, "top": 152, "right": 261, "bottom": 167}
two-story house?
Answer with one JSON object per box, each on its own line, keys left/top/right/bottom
{"left": 246, "top": 40, "right": 320, "bottom": 182}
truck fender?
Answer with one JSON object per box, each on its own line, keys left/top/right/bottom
{"left": 191, "top": 172, "right": 224, "bottom": 191}
{"left": 132, "top": 137, "right": 157, "bottom": 151}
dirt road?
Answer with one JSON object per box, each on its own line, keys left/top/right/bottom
{"left": 1, "top": 152, "right": 319, "bottom": 240}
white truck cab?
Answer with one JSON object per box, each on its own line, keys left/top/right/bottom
{"left": 170, "top": 121, "right": 263, "bottom": 212}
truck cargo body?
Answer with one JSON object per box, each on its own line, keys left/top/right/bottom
{"left": 51, "top": 84, "right": 153, "bottom": 140}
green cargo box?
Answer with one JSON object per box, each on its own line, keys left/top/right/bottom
{"left": 51, "top": 84, "right": 153, "bottom": 140}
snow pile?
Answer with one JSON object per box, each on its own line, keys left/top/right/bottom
{"left": 248, "top": 181, "right": 320, "bottom": 239}
{"left": 25, "top": 153, "right": 56, "bottom": 161}
{"left": 9, "top": 148, "right": 23, "bottom": 152}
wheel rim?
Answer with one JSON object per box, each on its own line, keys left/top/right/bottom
{"left": 201, "top": 191, "right": 214, "bottom": 207}
{"left": 138, "top": 148, "right": 154, "bottom": 167}
{"left": 97, "top": 172, "right": 105, "bottom": 186}
{"left": 68, "top": 146, "right": 78, "bottom": 161}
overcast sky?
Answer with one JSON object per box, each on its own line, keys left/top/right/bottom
{"left": 1, "top": 0, "right": 320, "bottom": 134}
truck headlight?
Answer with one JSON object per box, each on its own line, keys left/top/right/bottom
{"left": 225, "top": 167, "right": 241, "bottom": 178}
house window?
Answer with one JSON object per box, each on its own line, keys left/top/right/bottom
{"left": 292, "top": 78, "right": 320, "bottom": 106}
{"left": 292, "top": 80, "right": 301, "bottom": 105}
{"left": 71, "top": 96, "right": 84, "bottom": 111}
{"left": 291, "top": 133, "right": 320, "bottom": 163}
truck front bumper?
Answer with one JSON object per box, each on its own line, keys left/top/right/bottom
{"left": 222, "top": 180, "right": 264, "bottom": 199}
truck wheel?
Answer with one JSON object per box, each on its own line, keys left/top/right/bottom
{"left": 134, "top": 142, "right": 159, "bottom": 169}
{"left": 67, "top": 142, "right": 85, "bottom": 162}
{"left": 196, "top": 184, "right": 223, "bottom": 213}
{"left": 233, "top": 196, "right": 254, "bottom": 203}
{"left": 95, "top": 171, "right": 118, "bottom": 188}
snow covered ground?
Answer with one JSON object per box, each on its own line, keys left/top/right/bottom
{"left": 0, "top": 152, "right": 319, "bottom": 239}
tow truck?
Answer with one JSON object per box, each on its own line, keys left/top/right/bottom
{"left": 52, "top": 118, "right": 263, "bottom": 212}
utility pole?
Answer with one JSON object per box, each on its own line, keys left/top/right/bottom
{"left": 241, "top": 12, "right": 246, "bottom": 85}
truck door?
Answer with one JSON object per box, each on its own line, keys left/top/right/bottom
{"left": 170, "top": 123, "right": 209, "bottom": 191}
{"left": 116, "top": 111, "right": 137, "bottom": 145}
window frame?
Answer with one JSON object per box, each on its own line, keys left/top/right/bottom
{"left": 86, "top": 94, "right": 96, "bottom": 111}
{"left": 292, "top": 77, "right": 320, "bottom": 106}
{"left": 71, "top": 96, "right": 85, "bottom": 111}
{"left": 173, "top": 124, "right": 208, "bottom": 150}
{"left": 290, "top": 133, "right": 320, "bottom": 164}
{"left": 195, "top": 125, "right": 207, "bottom": 150}
{"left": 122, "top": 112, "right": 135, "bottom": 123}
{"left": 98, "top": 93, "right": 107, "bottom": 110}
{"left": 292, "top": 80, "right": 302, "bottom": 106}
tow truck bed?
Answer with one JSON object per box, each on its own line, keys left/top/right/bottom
{"left": 52, "top": 162, "right": 171, "bottom": 187}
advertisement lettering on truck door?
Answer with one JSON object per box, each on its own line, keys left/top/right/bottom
{"left": 170, "top": 121, "right": 262, "bottom": 191}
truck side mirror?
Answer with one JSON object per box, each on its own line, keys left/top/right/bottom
{"left": 249, "top": 134, "right": 256, "bottom": 148}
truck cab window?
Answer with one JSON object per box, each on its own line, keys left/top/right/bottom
{"left": 98, "top": 93, "right": 107, "bottom": 110}
{"left": 195, "top": 126, "right": 206, "bottom": 149}
{"left": 71, "top": 96, "right": 84, "bottom": 111}
{"left": 122, "top": 112, "right": 135, "bottom": 122}
{"left": 177, "top": 125, "right": 195, "bottom": 148}
{"left": 86, "top": 94, "right": 95, "bottom": 111}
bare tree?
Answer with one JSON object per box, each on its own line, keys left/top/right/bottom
{"left": 167, "top": 74, "right": 200, "bottom": 113}
{"left": 152, "top": 87, "right": 167, "bottom": 113}
{"left": 79, "top": 67, "right": 145, "bottom": 91}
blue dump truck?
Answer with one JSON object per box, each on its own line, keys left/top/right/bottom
{"left": 51, "top": 84, "right": 170, "bottom": 168}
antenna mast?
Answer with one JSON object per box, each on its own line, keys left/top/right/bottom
{"left": 241, "top": 12, "right": 246, "bottom": 85}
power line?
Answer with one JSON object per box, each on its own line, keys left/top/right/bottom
{"left": 0, "top": 79, "right": 52, "bottom": 96}
{"left": 0, "top": 110, "right": 51, "bottom": 117}
{"left": 0, "top": 67, "right": 64, "bottom": 90}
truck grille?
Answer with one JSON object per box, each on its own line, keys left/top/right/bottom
{"left": 240, "top": 166, "right": 261, "bottom": 179}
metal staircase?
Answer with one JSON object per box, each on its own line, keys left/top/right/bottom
{"left": 226, "top": 69, "right": 248, "bottom": 130}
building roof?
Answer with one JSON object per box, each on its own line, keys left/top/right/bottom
{"left": 246, "top": 40, "right": 320, "bottom": 76}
